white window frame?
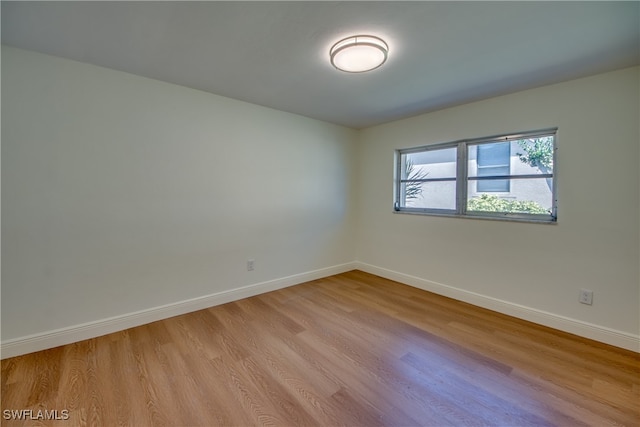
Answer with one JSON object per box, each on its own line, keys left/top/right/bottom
{"left": 394, "top": 128, "right": 558, "bottom": 223}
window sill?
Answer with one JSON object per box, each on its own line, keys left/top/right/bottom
{"left": 392, "top": 209, "right": 557, "bottom": 224}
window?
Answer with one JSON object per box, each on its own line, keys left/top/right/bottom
{"left": 395, "top": 129, "right": 557, "bottom": 223}
{"left": 476, "top": 142, "right": 510, "bottom": 192}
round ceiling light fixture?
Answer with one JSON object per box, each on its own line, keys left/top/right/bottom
{"left": 329, "top": 35, "right": 389, "bottom": 73}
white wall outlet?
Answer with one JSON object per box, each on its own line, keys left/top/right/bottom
{"left": 247, "top": 259, "right": 255, "bottom": 271}
{"left": 579, "top": 289, "right": 593, "bottom": 305}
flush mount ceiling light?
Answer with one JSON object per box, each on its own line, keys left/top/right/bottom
{"left": 330, "top": 35, "right": 389, "bottom": 73}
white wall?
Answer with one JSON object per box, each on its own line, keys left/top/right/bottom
{"left": 2, "top": 45, "right": 638, "bottom": 355}
{"left": 1, "top": 46, "right": 357, "bottom": 345}
{"left": 355, "top": 67, "right": 640, "bottom": 346}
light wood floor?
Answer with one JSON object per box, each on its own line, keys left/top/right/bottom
{"left": 2, "top": 270, "right": 639, "bottom": 426}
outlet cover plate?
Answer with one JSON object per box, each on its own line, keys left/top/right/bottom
{"left": 579, "top": 289, "right": 593, "bottom": 305}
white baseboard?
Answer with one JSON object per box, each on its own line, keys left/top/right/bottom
{"left": 4, "top": 261, "right": 637, "bottom": 358}
{"left": 0, "top": 262, "right": 357, "bottom": 359}
{"left": 355, "top": 262, "right": 640, "bottom": 353}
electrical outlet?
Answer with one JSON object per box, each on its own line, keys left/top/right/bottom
{"left": 579, "top": 289, "right": 593, "bottom": 305}
{"left": 247, "top": 259, "right": 255, "bottom": 271}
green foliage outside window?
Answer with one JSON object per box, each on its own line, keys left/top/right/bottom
{"left": 467, "top": 194, "right": 548, "bottom": 214}
{"left": 516, "top": 137, "right": 554, "bottom": 171}
{"left": 404, "top": 158, "right": 428, "bottom": 201}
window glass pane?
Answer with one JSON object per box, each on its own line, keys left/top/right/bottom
{"left": 468, "top": 140, "right": 554, "bottom": 178}
{"left": 403, "top": 181, "right": 456, "bottom": 210}
{"left": 478, "top": 142, "right": 510, "bottom": 167}
{"left": 402, "top": 147, "right": 456, "bottom": 180}
{"left": 467, "top": 178, "right": 553, "bottom": 214}
{"left": 469, "top": 143, "right": 511, "bottom": 192}
{"left": 512, "top": 136, "right": 554, "bottom": 175}
{"left": 478, "top": 177, "right": 510, "bottom": 192}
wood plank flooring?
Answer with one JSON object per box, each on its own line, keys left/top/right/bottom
{"left": 2, "top": 270, "right": 639, "bottom": 426}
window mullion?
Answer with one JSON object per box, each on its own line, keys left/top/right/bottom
{"left": 469, "top": 173, "right": 554, "bottom": 181}
{"left": 456, "top": 142, "right": 468, "bottom": 215}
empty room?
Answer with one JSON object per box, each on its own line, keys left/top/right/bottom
{"left": 2, "top": 1, "right": 639, "bottom": 426}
